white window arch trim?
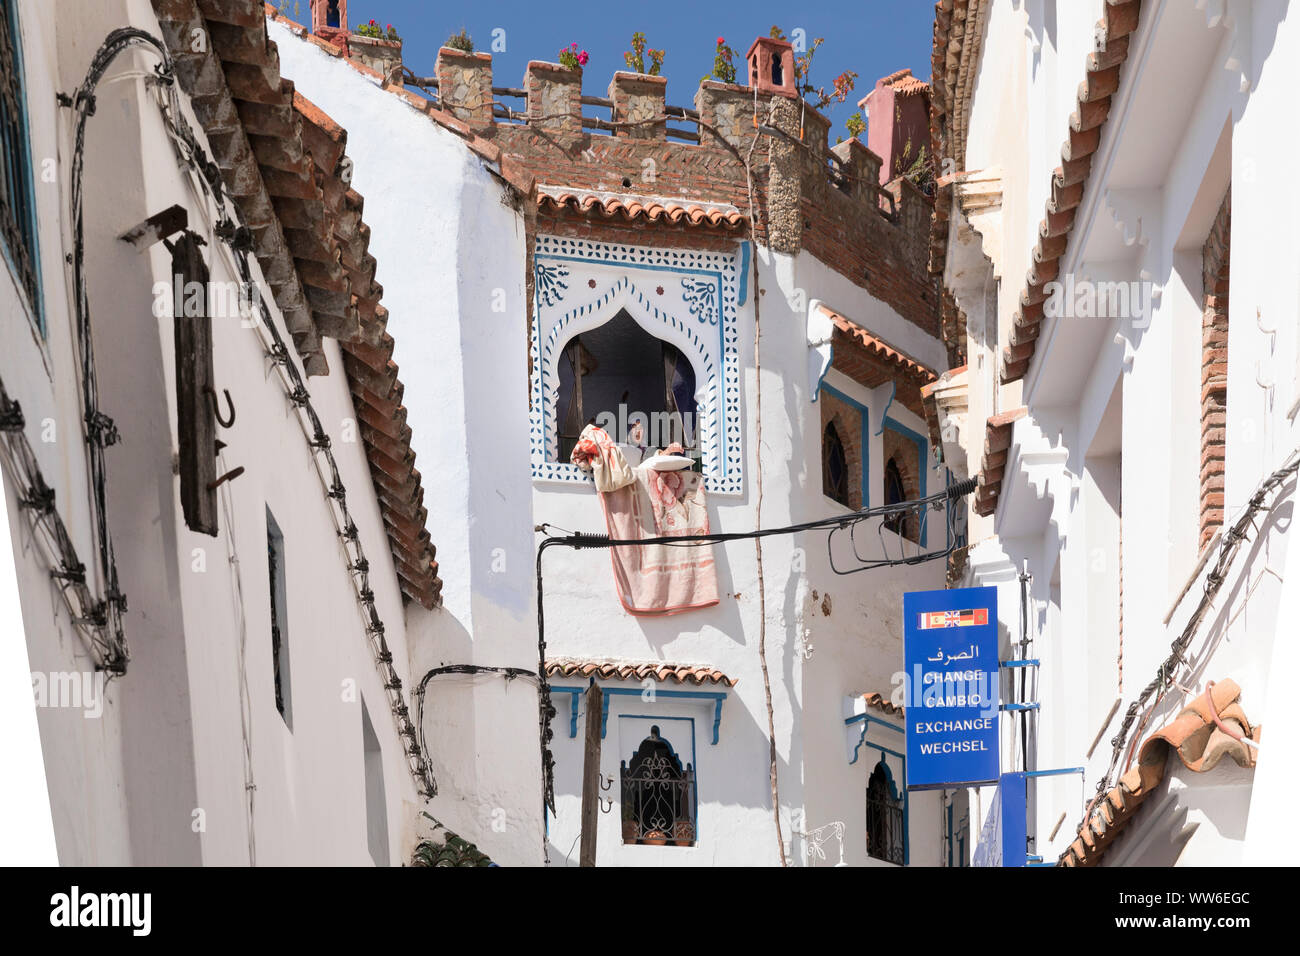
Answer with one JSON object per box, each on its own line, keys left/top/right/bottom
{"left": 530, "top": 235, "right": 743, "bottom": 495}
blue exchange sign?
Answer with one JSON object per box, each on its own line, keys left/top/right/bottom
{"left": 903, "top": 586, "right": 999, "bottom": 789}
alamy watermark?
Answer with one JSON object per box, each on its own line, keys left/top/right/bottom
{"left": 1044, "top": 274, "right": 1155, "bottom": 327}
{"left": 32, "top": 670, "right": 105, "bottom": 719}
{"left": 590, "top": 403, "right": 698, "bottom": 457}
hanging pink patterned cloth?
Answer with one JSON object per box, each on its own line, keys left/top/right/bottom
{"left": 570, "top": 426, "right": 719, "bottom": 615}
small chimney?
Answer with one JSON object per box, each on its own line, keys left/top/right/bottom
{"left": 745, "top": 37, "right": 796, "bottom": 98}
{"left": 310, "top": 0, "right": 349, "bottom": 52}
{"left": 861, "top": 69, "right": 932, "bottom": 185}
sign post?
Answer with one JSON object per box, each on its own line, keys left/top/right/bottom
{"left": 903, "top": 586, "right": 999, "bottom": 790}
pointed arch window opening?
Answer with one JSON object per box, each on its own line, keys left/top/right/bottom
{"left": 555, "top": 309, "right": 700, "bottom": 466}
{"left": 823, "top": 421, "right": 849, "bottom": 506}
{"left": 883, "top": 456, "right": 913, "bottom": 540}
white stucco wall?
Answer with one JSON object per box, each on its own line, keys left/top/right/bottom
{"left": 269, "top": 16, "right": 543, "bottom": 866}
{"left": 956, "top": 0, "right": 1298, "bottom": 867}
{"left": 535, "top": 240, "right": 947, "bottom": 866}
{"left": 2, "top": 0, "right": 432, "bottom": 866}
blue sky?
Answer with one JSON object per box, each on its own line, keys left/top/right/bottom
{"left": 303, "top": 0, "right": 937, "bottom": 140}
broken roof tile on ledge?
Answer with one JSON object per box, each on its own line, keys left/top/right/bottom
{"left": 860, "top": 691, "right": 905, "bottom": 720}
{"left": 545, "top": 657, "right": 737, "bottom": 687}
{"left": 1059, "top": 678, "right": 1260, "bottom": 867}
{"left": 537, "top": 186, "right": 747, "bottom": 231}
{"left": 152, "top": 0, "right": 441, "bottom": 608}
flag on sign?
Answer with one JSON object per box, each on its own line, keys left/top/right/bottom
{"left": 917, "top": 608, "right": 988, "bottom": 629}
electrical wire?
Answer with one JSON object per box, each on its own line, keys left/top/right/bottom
{"left": 1084, "top": 446, "right": 1300, "bottom": 822}
{"left": 534, "top": 476, "right": 979, "bottom": 859}
{"left": 65, "top": 29, "right": 437, "bottom": 801}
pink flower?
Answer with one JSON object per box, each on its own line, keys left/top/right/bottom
{"left": 717, "top": 36, "right": 725, "bottom": 45}
{"left": 577, "top": 50, "right": 589, "bottom": 65}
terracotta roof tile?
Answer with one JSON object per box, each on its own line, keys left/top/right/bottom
{"left": 537, "top": 187, "right": 746, "bottom": 231}
{"left": 860, "top": 692, "right": 905, "bottom": 720}
{"left": 545, "top": 657, "right": 737, "bottom": 687}
{"left": 152, "top": 0, "right": 441, "bottom": 607}
{"left": 1059, "top": 679, "right": 1259, "bottom": 867}
{"left": 998, "top": 0, "right": 1143, "bottom": 384}
{"left": 972, "top": 406, "right": 1027, "bottom": 516}
{"left": 930, "top": 0, "right": 989, "bottom": 170}
{"left": 880, "top": 68, "right": 930, "bottom": 97}
{"left": 819, "top": 304, "right": 938, "bottom": 383}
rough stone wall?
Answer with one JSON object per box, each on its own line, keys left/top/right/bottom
{"left": 434, "top": 59, "right": 938, "bottom": 339}
{"left": 350, "top": 35, "right": 402, "bottom": 86}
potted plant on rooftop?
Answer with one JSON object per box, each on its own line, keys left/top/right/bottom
{"left": 557, "top": 42, "right": 589, "bottom": 71}
{"left": 623, "top": 31, "right": 665, "bottom": 77}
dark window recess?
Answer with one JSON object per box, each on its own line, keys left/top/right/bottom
{"left": 823, "top": 422, "right": 849, "bottom": 505}
{"left": 620, "top": 726, "right": 696, "bottom": 846}
{"left": 556, "top": 309, "right": 698, "bottom": 464}
{"left": 883, "top": 457, "right": 911, "bottom": 539}
{"left": 267, "top": 508, "right": 291, "bottom": 728}
{"left": 326, "top": 1, "right": 341, "bottom": 29}
{"left": 866, "top": 759, "right": 905, "bottom": 865}
{"left": 167, "top": 231, "right": 219, "bottom": 535}
{"left": 0, "top": 0, "right": 40, "bottom": 326}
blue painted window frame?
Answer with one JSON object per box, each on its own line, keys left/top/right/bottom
{"left": 819, "top": 383, "right": 869, "bottom": 509}
{"left": 883, "top": 416, "right": 929, "bottom": 546}
{"left": 0, "top": 0, "right": 44, "bottom": 336}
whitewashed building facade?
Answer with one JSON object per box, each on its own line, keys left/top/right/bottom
{"left": 930, "top": 0, "right": 1296, "bottom": 866}
{"left": 270, "top": 2, "right": 964, "bottom": 866}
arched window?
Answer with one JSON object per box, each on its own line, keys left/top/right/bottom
{"left": 823, "top": 422, "right": 849, "bottom": 506}
{"left": 326, "top": 1, "right": 341, "bottom": 28}
{"left": 555, "top": 309, "right": 697, "bottom": 463}
{"left": 882, "top": 457, "right": 913, "bottom": 540}
{"left": 866, "top": 758, "right": 904, "bottom": 864}
{"left": 620, "top": 725, "right": 696, "bottom": 846}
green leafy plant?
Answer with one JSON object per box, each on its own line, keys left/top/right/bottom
{"left": 355, "top": 19, "right": 400, "bottom": 41}
{"left": 702, "top": 36, "right": 737, "bottom": 85}
{"left": 845, "top": 111, "right": 865, "bottom": 140}
{"left": 623, "top": 32, "right": 665, "bottom": 76}
{"left": 558, "top": 42, "right": 590, "bottom": 70}
{"left": 409, "top": 812, "right": 494, "bottom": 867}
{"left": 445, "top": 29, "right": 474, "bottom": 53}
{"left": 898, "top": 140, "right": 935, "bottom": 194}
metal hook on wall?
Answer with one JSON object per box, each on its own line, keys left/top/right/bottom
{"left": 206, "top": 387, "right": 236, "bottom": 428}
{"left": 208, "top": 466, "right": 245, "bottom": 491}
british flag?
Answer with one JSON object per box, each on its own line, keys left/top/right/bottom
{"left": 918, "top": 608, "right": 988, "bottom": 629}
